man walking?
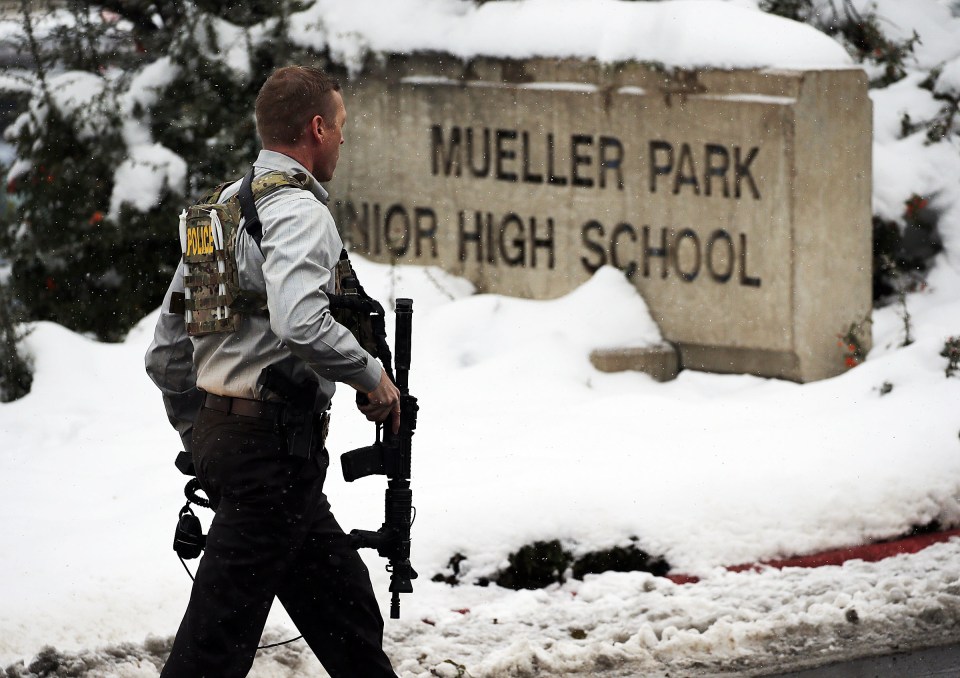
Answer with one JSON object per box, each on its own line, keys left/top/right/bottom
{"left": 145, "top": 65, "right": 399, "bottom": 678}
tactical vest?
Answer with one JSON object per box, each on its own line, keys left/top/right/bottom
{"left": 178, "top": 170, "right": 308, "bottom": 336}
{"left": 178, "top": 168, "right": 388, "bottom": 362}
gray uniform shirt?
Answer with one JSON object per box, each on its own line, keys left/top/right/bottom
{"left": 145, "top": 150, "right": 382, "bottom": 450}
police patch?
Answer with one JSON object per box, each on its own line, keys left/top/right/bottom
{"left": 186, "top": 223, "right": 216, "bottom": 257}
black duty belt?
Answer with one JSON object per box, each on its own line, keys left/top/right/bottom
{"left": 203, "top": 392, "right": 284, "bottom": 419}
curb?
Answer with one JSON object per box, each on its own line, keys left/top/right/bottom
{"left": 667, "top": 528, "right": 960, "bottom": 585}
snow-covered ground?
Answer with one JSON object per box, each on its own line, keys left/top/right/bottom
{"left": 3, "top": 0, "right": 960, "bottom": 676}
{"left": 3, "top": 256, "right": 960, "bottom": 677}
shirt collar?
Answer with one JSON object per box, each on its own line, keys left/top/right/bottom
{"left": 253, "top": 149, "right": 329, "bottom": 205}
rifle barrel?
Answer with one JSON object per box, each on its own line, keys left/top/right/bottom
{"left": 394, "top": 298, "right": 412, "bottom": 390}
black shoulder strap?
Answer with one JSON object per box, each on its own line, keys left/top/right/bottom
{"left": 238, "top": 168, "right": 263, "bottom": 248}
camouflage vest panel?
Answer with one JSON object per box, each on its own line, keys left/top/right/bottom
{"left": 332, "top": 255, "right": 382, "bottom": 355}
{"left": 179, "top": 172, "right": 307, "bottom": 337}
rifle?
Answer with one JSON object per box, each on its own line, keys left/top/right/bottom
{"left": 340, "top": 297, "right": 419, "bottom": 619}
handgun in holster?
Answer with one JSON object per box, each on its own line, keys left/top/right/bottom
{"left": 261, "top": 365, "right": 321, "bottom": 459}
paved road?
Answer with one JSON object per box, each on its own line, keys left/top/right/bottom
{"left": 771, "top": 642, "right": 960, "bottom": 677}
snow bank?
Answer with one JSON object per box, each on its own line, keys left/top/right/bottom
{"left": 289, "top": 0, "right": 853, "bottom": 76}
{"left": 2, "top": 258, "right": 960, "bottom": 673}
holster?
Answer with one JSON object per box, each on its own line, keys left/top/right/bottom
{"left": 261, "top": 365, "right": 327, "bottom": 459}
{"left": 280, "top": 406, "right": 312, "bottom": 459}
{"left": 280, "top": 407, "right": 329, "bottom": 459}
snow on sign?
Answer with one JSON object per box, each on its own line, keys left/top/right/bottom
{"left": 329, "top": 55, "right": 873, "bottom": 383}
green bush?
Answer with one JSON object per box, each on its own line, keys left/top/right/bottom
{"left": 759, "top": 0, "right": 814, "bottom": 22}
{"left": 0, "top": 283, "right": 33, "bottom": 403}
{"left": 0, "top": 0, "right": 315, "bottom": 342}
{"left": 941, "top": 337, "right": 960, "bottom": 377}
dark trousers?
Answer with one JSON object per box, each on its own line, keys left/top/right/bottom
{"left": 161, "top": 406, "right": 397, "bottom": 678}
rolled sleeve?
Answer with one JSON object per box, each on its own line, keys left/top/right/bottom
{"left": 259, "top": 194, "right": 382, "bottom": 392}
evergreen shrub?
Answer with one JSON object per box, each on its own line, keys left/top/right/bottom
{"left": 0, "top": 0, "right": 315, "bottom": 342}
{"left": 0, "top": 282, "right": 33, "bottom": 402}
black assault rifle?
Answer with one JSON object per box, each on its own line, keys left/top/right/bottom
{"left": 340, "top": 298, "right": 419, "bottom": 619}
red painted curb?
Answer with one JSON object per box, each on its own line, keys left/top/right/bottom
{"left": 667, "top": 529, "right": 960, "bottom": 585}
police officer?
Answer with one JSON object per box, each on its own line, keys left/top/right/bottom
{"left": 145, "top": 65, "right": 399, "bottom": 677}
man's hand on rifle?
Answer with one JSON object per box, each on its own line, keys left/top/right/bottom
{"left": 358, "top": 370, "right": 401, "bottom": 434}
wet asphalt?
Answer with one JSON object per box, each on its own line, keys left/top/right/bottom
{"left": 768, "top": 642, "right": 960, "bottom": 677}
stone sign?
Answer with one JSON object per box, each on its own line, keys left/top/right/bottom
{"left": 329, "top": 55, "right": 872, "bottom": 383}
